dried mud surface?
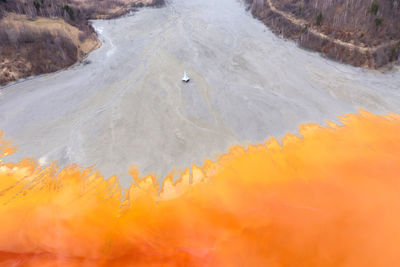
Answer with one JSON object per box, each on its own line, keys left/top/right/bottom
{"left": 1, "top": 0, "right": 400, "bottom": 186}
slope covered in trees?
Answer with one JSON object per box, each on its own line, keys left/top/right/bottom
{"left": 248, "top": 0, "right": 400, "bottom": 68}
{"left": 0, "top": 0, "right": 164, "bottom": 86}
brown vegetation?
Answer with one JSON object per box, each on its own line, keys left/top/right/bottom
{"left": 0, "top": 14, "right": 100, "bottom": 86}
{"left": 0, "top": 0, "right": 163, "bottom": 86}
{"left": 247, "top": 0, "right": 400, "bottom": 69}
{"left": 0, "top": 0, "right": 164, "bottom": 21}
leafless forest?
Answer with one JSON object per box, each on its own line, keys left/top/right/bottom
{"left": 0, "top": 0, "right": 163, "bottom": 85}
{"left": 248, "top": 0, "right": 400, "bottom": 67}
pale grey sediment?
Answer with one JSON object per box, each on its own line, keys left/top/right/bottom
{"left": 0, "top": 0, "right": 400, "bottom": 187}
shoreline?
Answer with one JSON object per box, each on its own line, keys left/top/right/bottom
{"left": 0, "top": 0, "right": 165, "bottom": 87}
{"left": 246, "top": 0, "right": 400, "bottom": 69}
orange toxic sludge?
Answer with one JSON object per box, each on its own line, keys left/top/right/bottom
{"left": 0, "top": 111, "right": 400, "bottom": 266}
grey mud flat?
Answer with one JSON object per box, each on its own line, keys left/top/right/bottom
{"left": 1, "top": 0, "right": 400, "bottom": 186}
